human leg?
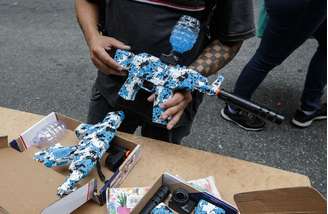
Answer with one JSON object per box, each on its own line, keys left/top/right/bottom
{"left": 233, "top": 0, "right": 322, "bottom": 100}
{"left": 292, "top": 20, "right": 327, "bottom": 127}
{"left": 300, "top": 20, "right": 327, "bottom": 112}
{"left": 222, "top": 0, "right": 326, "bottom": 130}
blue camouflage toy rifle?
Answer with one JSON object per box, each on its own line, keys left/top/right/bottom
{"left": 114, "top": 48, "right": 284, "bottom": 125}
{"left": 114, "top": 15, "right": 221, "bottom": 125}
{"left": 114, "top": 49, "right": 224, "bottom": 125}
{"left": 34, "top": 111, "right": 125, "bottom": 197}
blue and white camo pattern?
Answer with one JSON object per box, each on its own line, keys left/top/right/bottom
{"left": 194, "top": 199, "right": 226, "bottom": 214}
{"left": 151, "top": 203, "right": 174, "bottom": 214}
{"left": 34, "top": 111, "right": 125, "bottom": 197}
{"left": 114, "top": 49, "right": 224, "bottom": 125}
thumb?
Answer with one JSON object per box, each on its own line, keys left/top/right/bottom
{"left": 147, "top": 94, "right": 155, "bottom": 102}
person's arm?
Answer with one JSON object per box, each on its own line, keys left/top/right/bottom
{"left": 190, "top": 39, "right": 242, "bottom": 77}
{"left": 75, "top": 0, "right": 130, "bottom": 75}
{"left": 75, "top": 0, "right": 99, "bottom": 48}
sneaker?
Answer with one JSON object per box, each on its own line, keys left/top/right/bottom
{"left": 220, "top": 105, "right": 265, "bottom": 131}
{"left": 291, "top": 103, "right": 327, "bottom": 128}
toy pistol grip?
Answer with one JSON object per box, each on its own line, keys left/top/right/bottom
{"left": 118, "top": 76, "right": 143, "bottom": 101}
{"left": 152, "top": 86, "right": 174, "bottom": 125}
{"left": 217, "top": 89, "right": 285, "bottom": 124}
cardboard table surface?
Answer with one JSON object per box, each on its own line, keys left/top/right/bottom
{"left": 0, "top": 107, "right": 311, "bottom": 213}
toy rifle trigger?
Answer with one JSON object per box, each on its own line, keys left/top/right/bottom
{"left": 140, "top": 80, "right": 156, "bottom": 93}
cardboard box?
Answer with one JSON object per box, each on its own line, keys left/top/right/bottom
{"left": 1, "top": 112, "right": 141, "bottom": 214}
{"left": 132, "top": 173, "right": 238, "bottom": 213}
{"left": 132, "top": 173, "right": 327, "bottom": 214}
{"left": 0, "top": 107, "right": 322, "bottom": 214}
{"left": 234, "top": 187, "right": 327, "bottom": 214}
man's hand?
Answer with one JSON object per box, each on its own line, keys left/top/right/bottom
{"left": 148, "top": 91, "right": 192, "bottom": 130}
{"left": 88, "top": 35, "right": 131, "bottom": 76}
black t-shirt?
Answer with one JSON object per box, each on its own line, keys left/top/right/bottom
{"left": 93, "top": 0, "right": 255, "bottom": 126}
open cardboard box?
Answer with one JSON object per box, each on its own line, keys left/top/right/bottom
{"left": 0, "top": 112, "right": 141, "bottom": 214}
{"left": 132, "top": 173, "right": 238, "bottom": 213}
{"left": 234, "top": 186, "right": 326, "bottom": 214}
{"left": 0, "top": 109, "right": 326, "bottom": 214}
{"left": 132, "top": 173, "right": 327, "bottom": 214}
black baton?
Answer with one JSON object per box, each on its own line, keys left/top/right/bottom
{"left": 217, "top": 89, "right": 285, "bottom": 124}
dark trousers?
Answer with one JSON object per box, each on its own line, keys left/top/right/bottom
{"left": 87, "top": 86, "right": 191, "bottom": 144}
{"left": 234, "top": 0, "right": 327, "bottom": 111}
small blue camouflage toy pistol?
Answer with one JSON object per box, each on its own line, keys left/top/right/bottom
{"left": 34, "top": 111, "right": 125, "bottom": 197}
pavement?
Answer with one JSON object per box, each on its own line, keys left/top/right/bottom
{"left": 0, "top": 0, "right": 326, "bottom": 196}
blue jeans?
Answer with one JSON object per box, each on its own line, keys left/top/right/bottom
{"left": 234, "top": 0, "right": 327, "bottom": 111}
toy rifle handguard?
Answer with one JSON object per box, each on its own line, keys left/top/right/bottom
{"left": 113, "top": 49, "right": 224, "bottom": 125}
{"left": 113, "top": 49, "right": 284, "bottom": 125}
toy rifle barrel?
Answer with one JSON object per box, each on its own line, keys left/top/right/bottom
{"left": 216, "top": 89, "right": 285, "bottom": 124}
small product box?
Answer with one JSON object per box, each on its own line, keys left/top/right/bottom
{"left": 132, "top": 173, "right": 327, "bottom": 214}
{"left": 0, "top": 112, "right": 141, "bottom": 214}
{"left": 132, "top": 173, "right": 238, "bottom": 214}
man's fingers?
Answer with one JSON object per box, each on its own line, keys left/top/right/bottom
{"left": 147, "top": 94, "right": 155, "bottom": 102}
{"left": 94, "top": 48, "right": 124, "bottom": 72}
{"left": 92, "top": 57, "right": 110, "bottom": 73}
{"left": 92, "top": 57, "right": 126, "bottom": 76}
{"left": 160, "top": 93, "right": 184, "bottom": 109}
{"left": 108, "top": 37, "right": 131, "bottom": 50}
{"left": 167, "top": 111, "right": 184, "bottom": 130}
{"left": 160, "top": 92, "right": 192, "bottom": 120}
{"left": 161, "top": 101, "right": 186, "bottom": 120}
